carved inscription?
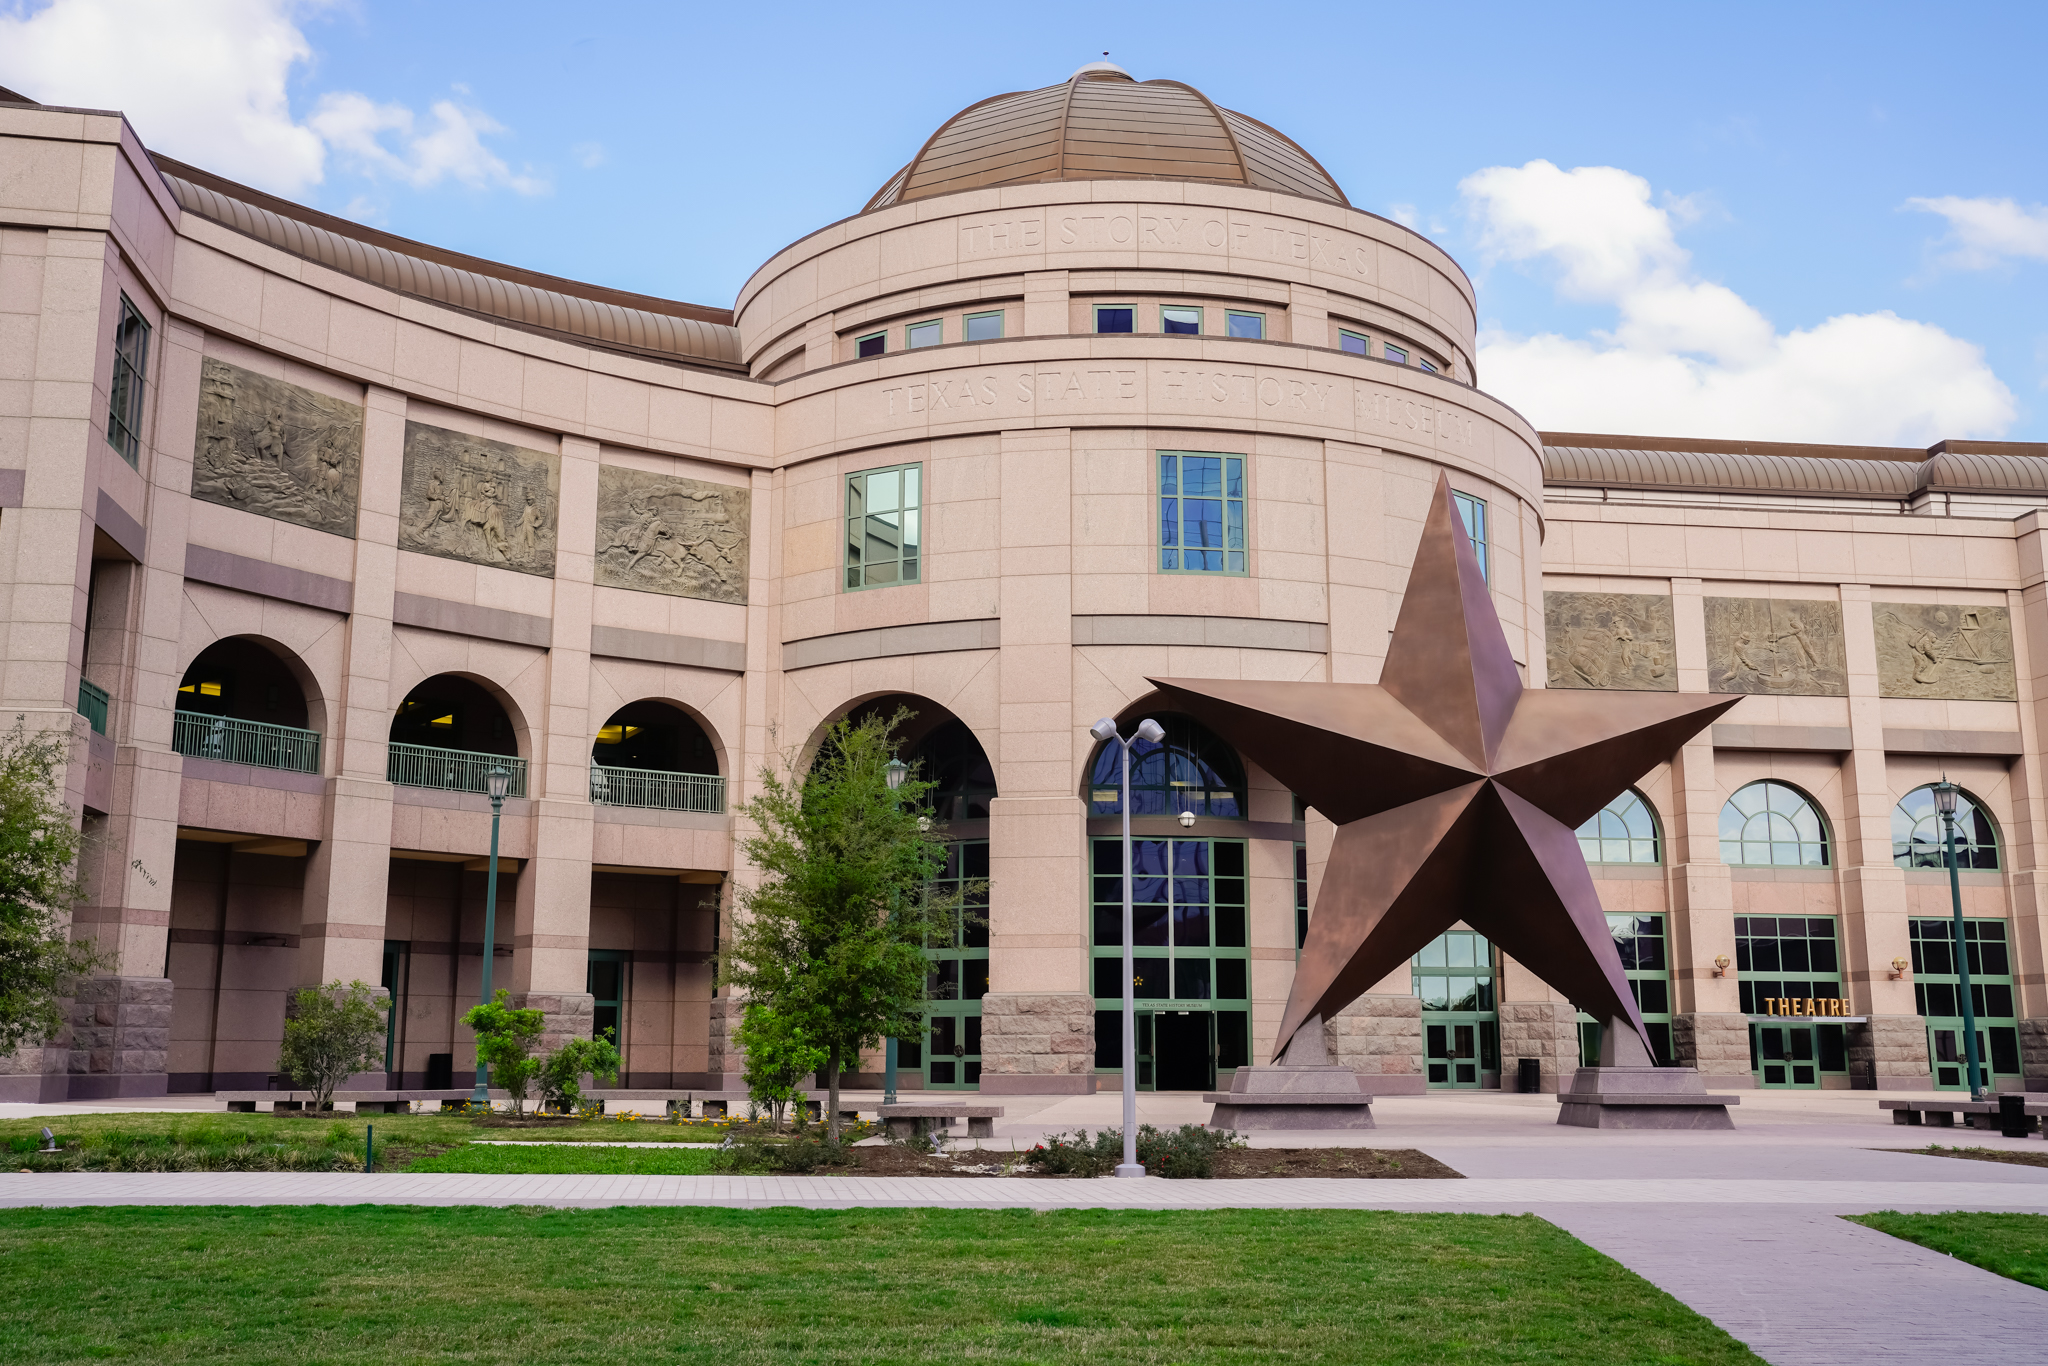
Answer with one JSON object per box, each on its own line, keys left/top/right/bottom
{"left": 191, "top": 358, "right": 362, "bottom": 536}
{"left": 1355, "top": 388, "right": 1475, "bottom": 446}
{"left": 594, "top": 465, "right": 749, "bottom": 604}
{"left": 1705, "top": 598, "right": 1847, "bottom": 696}
{"left": 957, "top": 208, "right": 1379, "bottom": 282}
{"left": 1160, "top": 371, "right": 1335, "bottom": 411}
{"left": 880, "top": 368, "right": 1138, "bottom": 417}
{"left": 399, "top": 422, "right": 559, "bottom": 578}
{"left": 1545, "top": 592, "right": 1676, "bottom": 692}
{"left": 1873, "top": 602, "right": 2016, "bottom": 701}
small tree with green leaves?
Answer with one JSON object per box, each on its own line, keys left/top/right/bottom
{"left": 0, "top": 717, "right": 102, "bottom": 1055}
{"left": 278, "top": 980, "right": 387, "bottom": 1110}
{"left": 733, "top": 1002, "right": 827, "bottom": 1129}
{"left": 461, "top": 990, "right": 544, "bottom": 1114}
{"left": 536, "top": 1030, "right": 622, "bottom": 1114}
{"left": 720, "top": 709, "right": 965, "bottom": 1142}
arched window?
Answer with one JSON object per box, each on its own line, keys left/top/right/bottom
{"left": 1893, "top": 785, "right": 1999, "bottom": 870}
{"left": 1719, "top": 781, "right": 1829, "bottom": 867}
{"left": 909, "top": 718, "right": 997, "bottom": 822}
{"left": 1087, "top": 715, "right": 1246, "bottom": 819}
{"left": 1576, "top": 789, "right": 1660, "bottom": 864}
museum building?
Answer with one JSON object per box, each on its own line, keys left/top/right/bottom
{"left": 2, "top": 64, "right": 2045, "bottom": 1102}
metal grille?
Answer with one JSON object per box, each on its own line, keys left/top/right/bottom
{"left": 173, "top": 711, "right": 319, "bottom": 773}
{"left": 387, "top": 741, "right": 526, "bottom": 796}
{"left": 589, "top": 764, "right": 724, "bottom": 813}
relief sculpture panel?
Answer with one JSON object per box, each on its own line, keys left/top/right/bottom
{"left": 398, "top": 422, "right": 559, "bottom": 578}
{"left": 1705, "top": 598, "right": 1847, "bottom": 696}
{"left": 1873, "top": 602, "right": 2017, "bottom": 701}
{"left": 593, "top": 465, "right": 750, "bottom": 604}
{"left": 192, "top": 358, "right": 362, "bottom": 537}
{"left": 1544, "top": 592, "right": 1676, "bottom": 691}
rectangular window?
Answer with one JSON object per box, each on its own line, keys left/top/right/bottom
{"left": 1162, "top": 305, "right": 1202, "bottom": 335}
{"left": 1091, "top": 838, "right": 1250, "bottom": 1063}
{"left": 1419, "top": 358, "right": 1438, "bottom": 374}
{"left": 1451, "top": 490, "right": 1488, "bottom": 583}
{"left": 964, "top": 310, "right": 1003, "bottom": 342}
{"left": 1294, "top": 841, "right": 1308, "bottom": 955}
{"left": 1095, "top": 305, "right": 1134, "bottom": 333}
{"left": 1384, "top": 344, "right": 1409, "bottom": 364}
{"left": 1226, "top": 310, "right": 1264, "bottom": 340}
{"left": 105, "top": 295, "right": 150, "bottom": 464}
{"left": 1158, "top": 451, "right": 1246, "bottom": 575}
{"left": 844, "top": 462, "right": 921, "bottom": 589}
{"left": 906, "top": 319, "right": 942, "bottom": 349}
{"left": 856, "top": 331, "right": 886, "bottom": 358}
{"left": 1338, "top": 330, "right": 1369, "bottom": 356}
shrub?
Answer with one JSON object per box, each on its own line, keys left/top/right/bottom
{"left": 537, "top": 1030, "right": 622, "bottom": 1115}
{"left": 732, "top": 1003, "right": 824, "bottom": 1130}
{"left": 461, "top": 991, "right": 545, "bottom": 1114}
{"left": 277, "top": 980, "right": 387, "bottom": 1110}
{"left": 711, "top": 1132, "right": 855, "bottom": 1174}
{"left": 1021, "top": 1124, "right": 1244, "bottom": 1179}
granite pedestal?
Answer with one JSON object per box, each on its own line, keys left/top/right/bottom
{"left": 1204, "top": 1016, "right": 1376, "bottom": 1130}
{"left": 1556, "top": 1019, "right": 1740, "bottom": 1129}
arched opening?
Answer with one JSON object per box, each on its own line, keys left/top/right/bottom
{"left": 1719, "top": 780, "right": 1830, "bottom": 867}
{"left": 908, "top": 718, "right": 996, "bottom": 822}
{"left": 1576, "top": 788, "right": 1661, "bottom": 865}
{"left": 589, "top": 699, "right": 724, "bottom": 812}
{"left": 1893, "top": 784, "right": 1999, "bottom": 870}
{"left": 1084, "top": 713, "right": 1247, "bottom": 819}
{"left": 388, "top": 674, "right": 524, "bottom": 796}
{"left": 172, "top": 637, "right": 319, "bottom": 774}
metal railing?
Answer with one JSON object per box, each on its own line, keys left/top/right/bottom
{"left": 173, "top": 710, "right": 321, "bottom": 774}
{"left": 590, "top": 763, "right": 725, "bottom": 813}
{"left": 76, "top": 678, "right": 110, "bottom": 736}
{"left": 387, "top": 741, "right": 528, "bottom": 797}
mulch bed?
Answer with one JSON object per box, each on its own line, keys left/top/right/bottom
{"left": 1887, "top": 1144, "right": 2048, "bottom": 1169}
{"left": 788, "top": 1144, "right": 1462, "bottom": 1178}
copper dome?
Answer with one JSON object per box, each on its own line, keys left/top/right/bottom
{"left": 864, "top": 66, "right": 1349, "bottom": 212}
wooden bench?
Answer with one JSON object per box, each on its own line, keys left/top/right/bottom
{"left": 1880, "top": 1097, "right": 2044, "bottom": 1133}
{"left": 219, "top": 1089, "right": 477, "bottom": 1114}
{"left": 878, "top": 1102, "right": 1005, "bottom": 1139}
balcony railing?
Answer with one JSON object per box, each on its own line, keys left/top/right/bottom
{"left": 173, "top": 711, "right": 321, "bottom": 774}
{"left": 76, "top": 678, "right": 110, "bottom": 736}
{"left": 590, "top": 764, "right": 725, "bottom": 814}
{"left": 388, "top": 741, "right": 528, "bottom": 797}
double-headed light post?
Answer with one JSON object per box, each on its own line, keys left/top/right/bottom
{"left": 1089, "top": 715, "right": 1164, "bottom": 1179}
{"left": 1931, "top": 778, "right": 1987, "bottom": 1099}
{"left": 883, "top": 756, "right": 910, "bottom": 1105}
{"left": 470, "top": 764, "right": 512, "bottom": 1107}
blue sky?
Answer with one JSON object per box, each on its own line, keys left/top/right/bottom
{"left": 5, "top": 0, "right": 2043, "bottom": 443}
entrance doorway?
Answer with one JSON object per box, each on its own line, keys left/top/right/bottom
{"left": 1152, "top": 1010, "right": 1215, "bottom": 1091}
{"left": 1426, "top": 1021, "right": 1483, "bottom": 1087}
{"left": 925, "top": 1011, "right": 981, "bottom": 1088}
{"left": 1749, "top": 1021, "right": 1848, "bottom": 1087}
{"left": 1927, "top": 1024, "right": 1987, "bottom": 1091}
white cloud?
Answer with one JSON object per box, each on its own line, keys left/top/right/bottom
{"left": 0, "top": 0, "right": 547, "bottom": 199}
{"left": 1906, "top": 195, "right": 2048, "bottom": 271}
{"left": 1463, "top": 160, "right": 2015, "bottom": 444}
{"left": 571, "top": 141, "right": 606, "bottom": 170}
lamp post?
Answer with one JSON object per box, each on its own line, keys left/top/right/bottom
{"left": 1932, "top": 778, "right": 1986, "bottom": 1099}
{"left": 883, "top": 756, "right": 909, "bottom": 1106}
{"left": 470, "top": 764, "right": 512, "bottom": 1106}
{"left": 1090, "top": 715, "right": 1165, "bottom": 1179}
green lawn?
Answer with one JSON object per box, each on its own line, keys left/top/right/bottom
{"left": 1849, "top": 1211, "right": 2048, "bottom": 1291}
{"left": 404, "top": 1142, "right": 724, "bottom": 1174}
{"left": 0, "top": 1206, "right": 1761, "bottom": 1364}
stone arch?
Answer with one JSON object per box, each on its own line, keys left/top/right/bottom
{"left": 591, "top": 697, "right": 723, "bottom": 776}
{"left": 389, "top": 671, "right": 527, "bottom": 760}
{"left": 174, "top": 633, "right": 328, "bottom": 743}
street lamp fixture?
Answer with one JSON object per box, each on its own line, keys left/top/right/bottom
{"left": 1177, "top": 808, "right": 1196, "bottom": 829}
{"left": 1931, "top": 777, "right": 1986, "bottom": 1100}
{"left": 885, "top": 757, "right": 909, "bottom": 791}
{"left": 471, "top": 764, "right": 511, "bottom": 1107}
{"left": 1090, "top": 714, "right": 1164, "bottom": 1179}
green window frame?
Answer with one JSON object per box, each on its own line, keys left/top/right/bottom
{"left": 1225, "top": 310, "right": 1264, "bottom": 339}
{"left": 1909, "top": 917, "right": 2021, "bottom": 1084}
{"left": 1720, "top": 781, "right": 1830, "bottom": 867}
{"left": 1577, "top": 915, "right": 1675, "bottom": 1066}
{"left": 1894, "top": 785, "right": 1999, "bottom": 869}
{"left": 1094, "top": 304, "right": 1136, "bottom": 334}
{"left": 1384, "top": 343, "right": 1409, "bottom": 364}
{"left": 1412, "top": 930, "right": 1500, "bottom": 1085}
{"left": 1420, "top": 358, "right": 1438, "bottom": 374}
{"left": 1338, "top": 329, "right": 1369, "bottom": 356}
{"left": 905, "top": 318, "right": 942, "bottom": 349}
{"left": 844, "top": 462, "right": 921, "bottom": 590}
{"left": 1161, "top": 305, "right": 1203, "bottom": 336}
{"left": 1577, "top": 788, "right": 1659, "bottom": 864}
{"left": 964, "top": 310, "right": 1004, "bottom": 342}
{"left": 856, "top": 330, "right": 886, "bottom": 358}
{"left": 1158, "top": 450, "right": 1247, "bottom": 575}
{"left": 106, "top": 294, "right": 150, "bottom": 464}
{"left": 587, "top": 949, "right": 627, "bottom": 1047}
{"left": 1451, "top": 490, "right": 1488, "bottom": 582}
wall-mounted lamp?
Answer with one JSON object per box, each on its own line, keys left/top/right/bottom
{"left": 1177, "top": 809, "right": 1196, "bottom": 829}
{"left": 1712, "top": 954, "right": 1731, "bottom": 978}
{"left": 1890, "top": 956, "right": 1910, "bottom": 981}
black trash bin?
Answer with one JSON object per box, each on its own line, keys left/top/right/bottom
{"left": 1999, "top": 1093, "right": 2031, "bottom": 1138}
{"left": 1517, "top": 1058, "right": 1542, "bottom": 1094}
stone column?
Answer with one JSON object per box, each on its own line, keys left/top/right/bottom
{"left": 982, "top": 427, "right": 1091, "bottom": 1093}
{"left": 1497, "top": 995, "right": 1579, "bottom": 1093}
{"left": 2005, "top": 565, "right": 2048, "bottom": 1083}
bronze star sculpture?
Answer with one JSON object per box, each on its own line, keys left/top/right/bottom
{"left": 1150, "top": 475, "right": 1738, "bottom": 1067}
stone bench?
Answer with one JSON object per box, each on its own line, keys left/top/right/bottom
{"left": 219, "top": 1089, "right": 477, "bottom": 1114}
{"left": 1880, "top": 1097, "right": 2044, "bottom": 1133}
{"left": 878, "top": 1102, "right": 1004, "bottom": 1139}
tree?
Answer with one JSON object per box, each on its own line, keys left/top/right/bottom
{"left": 720, "top": 709, "right": 963, "bottom": 1142}
{"left": 461, "top": 990, "right": 545, "bottom": 1114}
{"left": 733, "top": 1002, "right": 826, "bottom": 1129}
{"left": 0, "top": 718, "right": 101, "bottom": 1055}
{"left": 278, "top": 980, "right": 387, "bottom": 1110}
{"left": 536, "top": 1030, "right": 622, "bottom": 1115}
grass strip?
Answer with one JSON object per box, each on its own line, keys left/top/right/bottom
{"left": 0, "top": 1206, "right": 1762, "bottom": 1365}
{"left": 1881, "top": 1144, "right": 2048, "bottom": 1170}
{"left": 1848, "top": 1211, "right": 2048, "bottom": 1291}
{"left": 402, "top": 1142, "right": 723, "bottom": 1174}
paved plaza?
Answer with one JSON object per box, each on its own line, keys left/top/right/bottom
{"left": 5, "top": 1089, "right": 2047, "bottom": 1363}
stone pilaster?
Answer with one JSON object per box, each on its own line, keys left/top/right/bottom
{"left": 1327, "top": 993, "right": 1424, "bottom": 1094}
{"left": 977, "top": 992, "right": 1093, "bottom": 1094}
{"left": 1498, "top": 1000, "right": 1579, "bottom": 1093}
{"left": 65, "top": 975, "right": 173, "bottom": 1098}
{"left": 2021, "top": 1018, "right": 2048, "bottom": 1091}
{"left": 1849, "top": 1015, "right": 1934, "bottom": 1090}
{"left": 509, "top": 989, "right": 594, "bottom": 1056}
{"left": 706, "top": 995, "right": 744, "bottom": 1089}
{"left": 1675, "top": 1012, "right": 1755, "bottom": 1088}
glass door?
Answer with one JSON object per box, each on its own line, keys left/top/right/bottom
{"left": 1750, "top": 1022, "right": 1820, "bottom": 1087}
{"left": 1926, "top": 1025, "right": 1988, "bottom": 1091}
{"left": 1153, "top": 1010, "right": 1215, "bottom": 1092}
{"left": 925, "top": 1011, "right": 982, "bottom": 1088}
{"left": 1425, "top": 1020, "right": 1484, "bottom": 1087}
{"left": 1412, "top": 930, "right": 1499, "bottom": 1088}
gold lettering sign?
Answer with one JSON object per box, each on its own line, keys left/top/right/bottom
{"left": 1764, "top": 998, "right": 1849, "bottom": 1017}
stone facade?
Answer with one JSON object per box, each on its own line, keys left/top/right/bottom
{"left": 1327, "top": 993, "right": 1425, "bottom": 1093}
{"left": 1544, "top": 592, "right": 1677, "bottom": 691}
{"left": 1675, "top": 1012, "right": 1756, "bottom": 1087}
{"left": 593, "top": 465, "right": 750, "bottom": 604}
{"left": 509, "top": 990, "right": 595, "bottom": 1056}
{"left": 1704, "top": 598, "right": 1847, "bottom": 696}
{"left": 705, "top": 996, "right": 742, "bottom": 1087}
{"left": 978, "top": 993, "right": 1094, "bottom": 1094}
{"left": 398, "top": 420, "right": 560, "bottom": 577}
{"left": 1498, "top": 1001, "right": 1581, "bottom": 1093}
{"left": 65, "top": 975, "right": 174, "bottom": 1098}
{"left": 2022, "top": 1019, "right": 2048, "bottom": 1091}
{"left": 1848, "top": 1015, "right": 1936, "bottom": 1090}
{"left": 191, "top": 357, "right": 364, "bottom": 537}
{"left": 1872, "top": 602, "right": 2018, "bottom": 700}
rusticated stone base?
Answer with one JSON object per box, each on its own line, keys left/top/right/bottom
{"left": 0, "top": 1040, "right": 70, "bottom": 1101}
{"left": 2022, "top": 1019, "right": 2048, "bottom": 1092}
{"left": 1328, "top": 993, "right": 1425, "bottom": 1094}
{"left": 66, "top": 975, "right": 173, "bottom": 1098}
{"left": 705, "top": 995, "right": 744, "bottom": 1089}
{"left": 510, "top": 991, "right": 594, "bottom": 1056}
{"left": 1848, "top": 1014, "right": 1934, "bottom": 1090}
{"left": 977, "top": 992, "right": 1094, "bottom": 1094}
{"left": 1675, "top": 1012, "right": 1757, "bottom": 1089}
{"left": 1499, "top": 1000, "right": 1580, "bottom": 1094}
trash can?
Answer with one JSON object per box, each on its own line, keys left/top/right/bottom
{"left": 1998, "top": 1093, "right": 2031, "bottom": 1139}
{"left": 1517, "top": 1058, "right": 1542, "bottom": 1094}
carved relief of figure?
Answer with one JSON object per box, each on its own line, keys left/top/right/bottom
{"left": 593, "top": 465, "right": 750, "bottom": 604}
{"left": 1909, "top": 613, "right": 1949, "bottom": 684}
{"left": 254, "top": 412, "right": 289, "bottom": 464}
{"left": 415, "top": 471, "right": 450, "bottom": 533}
{"left": 517, "top": 492, "right": 545, "bottom": 555}
{"left": 190, "top": 358, "right": 363, "bottom": 535}
{"left": 1770, "top": 614, "right": 1819, "bottom": 671}
{"left": 1873, "top": 602, "right": 2015, "bottom": 700}
{"left": 1730, "top": 630, "right": 1768, "bottom": 683}
{"left": 1545, "top": 592, "right": 1676, "bottom": 692}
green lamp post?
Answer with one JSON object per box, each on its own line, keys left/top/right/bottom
{"left": 470, "top": 764, "right": 512, "bottom": 1106}
{"left": 1932, "top": 778, "right": 1987, "bottom": 1100}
